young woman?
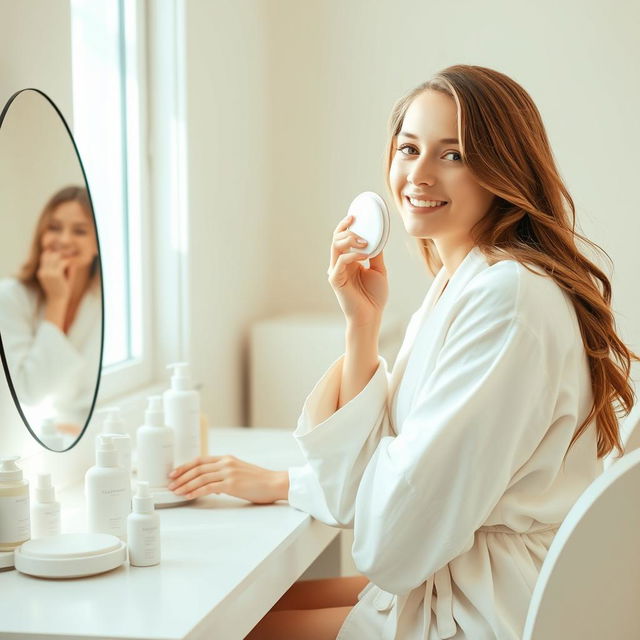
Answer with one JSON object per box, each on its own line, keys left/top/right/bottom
{"left": 169, "top": 64, "right": 637, "bottom": 639}
{"left": 0, "top": 185, "right": 101, "bottom": 440}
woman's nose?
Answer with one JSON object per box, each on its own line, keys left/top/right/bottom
{"left": 407, "top": 156, "right": 436, "bottom": 186}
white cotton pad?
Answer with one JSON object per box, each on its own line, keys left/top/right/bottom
{"left": 346, "top": 191, "right": 390, "bottom": 259}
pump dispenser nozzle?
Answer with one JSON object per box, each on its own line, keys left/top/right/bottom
{"left": 144, "top": 396, "right": 165, "bottom": 427}
{"left": 132, "top": 481, "right": 154, "bottom": 513}
{"left": 0, "top": 456, "right": 22, "bottom": 482}
{"left": 99, "top": 407, "right": 126, "bottom": 434}
{"left": 166, "top": 362, "right": 192, "bottom": 391}
{"left": 35, "top": 473, "right": 55, "bottom": 503}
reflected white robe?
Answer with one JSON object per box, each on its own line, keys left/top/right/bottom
{"left": 0, "top": 277, "right": 101, "bottom": 425}
{"left": 288, "top": 246, "right": 602, "bottom": 639}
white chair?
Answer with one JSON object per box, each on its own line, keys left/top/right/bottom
{"left": 522, "top": 447, "right": 640, "bottom": 639}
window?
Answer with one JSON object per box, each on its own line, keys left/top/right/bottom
{"left": 70, "top": 0, "right": 152, "bottom": 398}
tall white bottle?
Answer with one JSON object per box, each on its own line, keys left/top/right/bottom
{"left": 163, "top": 363, "right": 200, "bottom": 466}
{"left": 31, "top": 473, "right": 61, "bottom": 538}
{"left": 98, "top": 408, "right": 132, "bottom": 478}
{"left": 0, "top": 457, "right": 30, "bottom": 551}
{"left": 85, "top": 435, "right": 131, "bottom": 540}
{"left": 137, "top": 396, "right": 174, "bottom": 488}
{"left": 127, "top": 481, "right": 161, "bottom": 567}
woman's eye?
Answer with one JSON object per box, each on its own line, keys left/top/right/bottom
{"left": 396, "top": 145, "right": 462, "bottom": 162}
{"left": 397, "top": 144, "right": 417, "bottom": 155}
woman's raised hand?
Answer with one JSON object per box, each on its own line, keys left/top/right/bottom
{"left": 168, "top": 455, "right": 288, "bottom": 503}
{"left": 37, "top": 249, "right": 74, "bottom": 302}
{"left": 328, "top": 214, "right": 388, "bottom": 327}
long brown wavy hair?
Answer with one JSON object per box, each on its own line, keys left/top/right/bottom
{"left": 384, "top": 65, "right": 638, "bottom": 460}
{"left": 17, "top": 185, "right": 100, "bottom": 302}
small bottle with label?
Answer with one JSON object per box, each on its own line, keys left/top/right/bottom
{"left": 0, "top": 457, "right": 30, "bottom": 551}
{"left": 31, "top": 473, "right": 61, "bottom": 538}
{"left": 127, "top": 481, "right": 160, "bottom": 567}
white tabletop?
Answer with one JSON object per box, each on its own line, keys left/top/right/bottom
{"left": 0, "top": 426, "right": 339, "bottom": 640}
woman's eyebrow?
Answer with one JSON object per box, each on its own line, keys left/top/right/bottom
{"left": 398, "top": 131, "right": 459, "bottom": 144}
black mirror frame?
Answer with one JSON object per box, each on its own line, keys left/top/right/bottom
{"left": 0, "top": 87, "right": 105, "bottom": 453}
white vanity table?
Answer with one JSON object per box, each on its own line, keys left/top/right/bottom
{"left": 0, "top": 427, "right": 340, "bottom": 640}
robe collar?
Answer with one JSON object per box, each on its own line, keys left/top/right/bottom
{"left": 387, "top": 245, "right": 491, "bottom": 402}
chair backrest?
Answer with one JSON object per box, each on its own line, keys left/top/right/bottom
{"left": 523, "top": 447, "right": 640, "bottom": 640}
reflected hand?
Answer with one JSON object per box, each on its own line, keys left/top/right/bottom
{"left": 167, "top": 455, "right": 288, "bottom": 504}
{"left": 37, "top": 249, "right": 75, "bottom": 302}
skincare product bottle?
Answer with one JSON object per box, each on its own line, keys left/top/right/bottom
{"left": 163, "top": 363, "right": 200, "bottom": 466}
{"left": 85, "top": 435, "right": 131, "bottom": 540}
{"left": 31, "top": 473, "right": 61, "bottom": 538}
{"left": 127, "top": 481, "right": 160, "bottom": 567}
{"left": 39, "top": 418, "right": 64, "bottom": 450}
{"left": 137, "top": 396, "right": 174, "bottom": 487}
{"left": 99, "top": 408, "right": 132, "bottom": 477}
{"left": 0, "top": 457, "right": 30, "bottom": 551}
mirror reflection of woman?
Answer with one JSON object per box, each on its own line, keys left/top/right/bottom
{"left": 0, "top": 185, "right": 100, "bottom": 440}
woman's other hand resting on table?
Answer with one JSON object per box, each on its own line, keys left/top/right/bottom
{"left": 168, "top": 455, "right": 289, "bottom": 504}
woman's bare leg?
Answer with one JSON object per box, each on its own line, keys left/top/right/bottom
{"left": 244, "top": 605, "right": 353, "bottom": 640}
{"left": 270, "top": 576, "right": 369, "bottom": 611}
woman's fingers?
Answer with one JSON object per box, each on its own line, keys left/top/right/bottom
{"left": 168, "top": 455, "right": 224, "bottom": 481}
{"left": 171, "top": 470, "right": 222, "bottom": 496}
{"left": 330, "top": 231, "right": 369, "bottom": 272}
{"left": 328, "top": 250, "right": 370, "bottom": 285}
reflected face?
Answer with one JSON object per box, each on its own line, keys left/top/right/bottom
{"left": 40, "top": 201, "right": 98, "bottom": 269}
{"left": 389, "top": 90, "right": 495, "bottom": 244}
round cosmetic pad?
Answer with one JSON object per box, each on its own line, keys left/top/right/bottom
{"left": 346, "top": 191, "right": 390, "bottom": 259}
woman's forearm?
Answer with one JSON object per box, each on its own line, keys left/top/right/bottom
{"left": 44, "top": 300, "right": 67, "bottom": 332}
{"left": 338, "top": 322, "right": 380, "bottom": 410}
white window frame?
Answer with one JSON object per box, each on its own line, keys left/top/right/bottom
{"left": 70, "top": 0, "right": 154, "bottom": 401}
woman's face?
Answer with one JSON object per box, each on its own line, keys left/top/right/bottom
{"left": 40, "top": 201, "right": 98, "bottom": 270}
{"left": 389, "top": 90, "right": 495, "bottom": 245}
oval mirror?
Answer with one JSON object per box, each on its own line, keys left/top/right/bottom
{"left": 0, "top": 88, "right": 104, "bottom": 452}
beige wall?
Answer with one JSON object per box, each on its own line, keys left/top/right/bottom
{"left": 0, "top": 0, "right": 74, "bottom": 456}
{"left": 184, "top": 0, "right": 640, "bottom": 426}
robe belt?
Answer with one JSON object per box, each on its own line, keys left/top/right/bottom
{"left": 382, "top": 523, "right": 561, "bottom": 640}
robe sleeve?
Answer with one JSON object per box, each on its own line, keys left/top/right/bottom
{"left": 294, "top": 282, "right": 554, "bottom": 594}
{"left": 293, "top": 352, "right": 395, "bottom": 528}
{"left": 287, "top": 464, "right": 340, "bottom": 526}
{"left": 0, "top": 281, "right": 84, "bottom": 405}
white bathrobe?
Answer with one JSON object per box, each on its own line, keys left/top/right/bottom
{"left": 288, "top": 245, "right": 602, "bottom": 640}
{"left": 0, "top": 277, "right": 101, "bottom": 426}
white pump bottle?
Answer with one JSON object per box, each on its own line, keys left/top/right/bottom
{"left": 136, "top": 396, "right": 174, "bottom": 487}
{"left": 98, "top": 407, "right": 132, "bottom": 477}
{"left": 163, "top": 363, "right": 200, "bottom": 466}
{"left": 85, "top": 435, "right": 131, "bottom": 540}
